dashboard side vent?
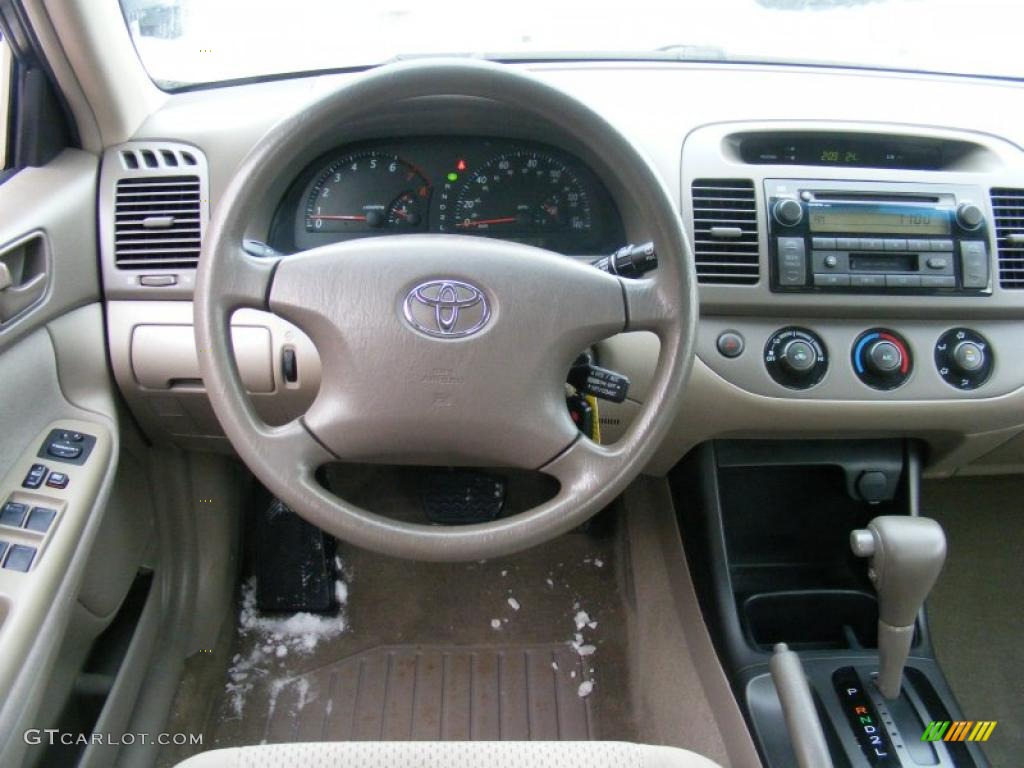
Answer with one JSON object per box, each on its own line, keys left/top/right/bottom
{"left": 691, "top": 179, "right": 760, "bottom": 285}
{"left": 991, "top": 188, "right": 1024, "bottom": 289}
{"left": 114, "top": 175, "right": 202, "bottom": 269}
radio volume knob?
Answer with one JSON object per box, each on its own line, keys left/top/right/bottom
{"left": 956, "top": 202, "right": 984, "bottom": 230}
{"left": 773, "top": 199, "right": 804, "bottom": 227}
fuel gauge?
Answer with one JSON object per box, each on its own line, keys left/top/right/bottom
{"left": 386, "top": 191, "right": 425, "bottom": 227}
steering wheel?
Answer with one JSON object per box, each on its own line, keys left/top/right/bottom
{"left": 195, "top": 60, "right": 696, "bottom": 561}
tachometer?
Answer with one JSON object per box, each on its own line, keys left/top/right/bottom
{"left": 439, "top": 151, "right": 592, "bottom": 238}
{"left": 304, "top": 151, "right": 430, "bottom": 233}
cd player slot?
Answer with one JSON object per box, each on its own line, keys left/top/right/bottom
{"left": 809, "top": 192, "right": 941, "bottom": 204}
{"left": 849, "top": 253, "right": 918, "bottom": 273}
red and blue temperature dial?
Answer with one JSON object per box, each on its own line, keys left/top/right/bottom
{"left": 852, "top": 329, "right": 912, "bottom": 390}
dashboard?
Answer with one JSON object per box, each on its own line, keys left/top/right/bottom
{"left": 269, "top": 138, "right": 624, "bottom": 256}
{"left": 99, "top": 62, "right": 1024, "bottom": 479}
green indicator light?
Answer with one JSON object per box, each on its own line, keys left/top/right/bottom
{"left": 447, "top": 172, "right": 458, "bottom": 182}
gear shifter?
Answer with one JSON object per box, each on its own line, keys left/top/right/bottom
{"left": 850, "top": 516, "right": 947, "bottom": 699}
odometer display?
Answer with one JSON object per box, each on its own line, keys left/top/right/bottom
{"left": 440, "top": 151, "right": 592, "bottom": 239}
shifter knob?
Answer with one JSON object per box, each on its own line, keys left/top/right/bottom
{"left": 851, "top": 516, "right": 946, "bottom": 698}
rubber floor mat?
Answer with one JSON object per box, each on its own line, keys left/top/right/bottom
{"left": 212, "top": 643, "right": 596, "bottom": 746}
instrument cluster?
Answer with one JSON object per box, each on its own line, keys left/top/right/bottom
{"left": 270, "top": 137, "right": 624, "bottom": 255}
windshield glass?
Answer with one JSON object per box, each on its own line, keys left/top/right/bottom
{"left": 120, "top": 0, "right": 1023, "bottom": 88}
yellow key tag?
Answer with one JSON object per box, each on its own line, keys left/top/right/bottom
{"left": 585, "top": 395, "right": 601, "bottom": 444}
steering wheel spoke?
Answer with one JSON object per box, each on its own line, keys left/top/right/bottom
{"left": 621, "top": 274, "right": 678, "bottom": 333}
{"left": 540, "top": 436, "right": 619, "bottom": 491}
{"left": 225, "top": 248, "right": 279, "bottom": 311}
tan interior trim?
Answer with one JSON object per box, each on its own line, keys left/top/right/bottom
{"left": 0, "top": 37, "right": 11, "bottom": 168}
{"left": 22, "top": 0, "right": 165, "bottom": 150}
{"left": 623, "top": 477, "right": 764, "bottom": 768}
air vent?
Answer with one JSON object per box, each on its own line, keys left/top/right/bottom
{"left": 119, "top": 147, "right": 198, "bottom": 170}
{"left": 114, "top": 175, "right": 202, "bottom": 269}
{"left": 991, "top": 188, "right": 1024, "bottom": 289}
{"left": 691, "top": 179, "right": 760, "bottom": 285}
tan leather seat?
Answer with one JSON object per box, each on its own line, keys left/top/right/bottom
{"left": 174, "top": 741, "right": 723, "bottom": 768}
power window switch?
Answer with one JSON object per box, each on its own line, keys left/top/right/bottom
{"left": 22, "top": 464, "right": 48, "bottom": 489}
{"left": 3, "top": 545, "right": 36, "bottom": 572}
{"left": 25, "top": 507, "right": 57, "bottom": 533}
{"left": 0, "top": 541, "right": 7, "bottom": 562}
{"left": 0, "top": 502, "right": 28, "bottom": 528}
{"left": 45, "top": 472, "right": 69, "bottom": 490}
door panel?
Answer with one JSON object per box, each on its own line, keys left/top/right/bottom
{"left": 0, "top": 147, "right": 136, "bottom": 768}
{"left": 0, "top": 150, "right": 99, "bottom": 350}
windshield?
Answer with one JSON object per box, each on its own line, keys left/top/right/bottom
{"left": 121, "top": 0, "right": 1023, "bottom": 89}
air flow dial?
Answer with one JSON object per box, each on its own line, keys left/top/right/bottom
{"left": 935, "top": 328, "right": 993, "bottom": 390}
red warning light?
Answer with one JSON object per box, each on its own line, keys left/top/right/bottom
{"left": 455, "top": 158, "right": 467, "bottom": 172}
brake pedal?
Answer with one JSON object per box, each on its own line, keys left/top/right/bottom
{"left": 420, "top": 470, "right": 506, "bottom": 525}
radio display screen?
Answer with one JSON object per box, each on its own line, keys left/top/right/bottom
{"left": 808, "top": 204, "right": 951, "bottom": 235}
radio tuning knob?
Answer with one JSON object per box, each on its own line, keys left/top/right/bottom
{"left": 773, "top": 199, "right": 804, "bottom": 227}
{"left": 956, "top": 202, "right": 984, "bottom": 230}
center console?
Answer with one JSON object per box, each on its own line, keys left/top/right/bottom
{"left": 673, "top": 440, "right": 989, "bottom": 768}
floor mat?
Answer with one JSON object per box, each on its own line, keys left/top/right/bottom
{"left": 159, "top": 516, "right": 633, "bottom": 766}
{"left": 923, "top": 476, "right": 1024, "bottom": 768}
{"left": 215, "top": 643, "right": 596, "bottom": 746}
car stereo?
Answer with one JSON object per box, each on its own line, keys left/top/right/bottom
{"left": 765, "top": 180, "right": 992, "bottom": 294}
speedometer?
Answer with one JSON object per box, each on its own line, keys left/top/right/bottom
{"left": 439, "top": 151, "right": 592, "bottom": 238}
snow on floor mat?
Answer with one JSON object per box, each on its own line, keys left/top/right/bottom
{"left": 211, "top": 643, "right": 597, "bottom": 747}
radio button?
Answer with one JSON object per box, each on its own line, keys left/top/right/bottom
{"left": 812, "top": 251, "right": 849, "bottom": 273}
{"left": 777, "top": 237, "right": 807, "bottom": 286}
{"left": 850, "top": 274, "right": 886, "bottom": 288}
{"left": 926, "top": 256, "right": 950, "bottom": 270}
{"left": 921, "top": 276, "right": 956, "bottom": 289}
{"left": 908, "top": 239, "right": 933, "bottom": 252}
{"left": 930, "top": 239, "right": 954, "bottom": 251}
{"left": 837, "top": 237, "right": 859, "bottom": 250}
{"left": 960, "top": 241, "right": 989, "bottom": 288}
{"left": 860, "top": 238, "right": 885, "bottom": 251}
{"left": 884, "top": 239, "right": 908, "bottom": 251}
{"left": 814, "top": 273, "right": 851, "bottom": 287}
{"left": 812, "top": 237, "right": 836, "bottom": 250}
{"left": 885, "top": 274, "right": 921, "bottom": 288}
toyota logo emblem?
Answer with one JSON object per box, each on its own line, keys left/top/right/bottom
{"left": 403, "top": 279, "right": 490, "bottom": 338}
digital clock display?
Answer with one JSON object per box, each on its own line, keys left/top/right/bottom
{"left": 808, "top": 203, "right": 951, "bottom": 235}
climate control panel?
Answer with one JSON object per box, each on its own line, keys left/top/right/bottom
{"left": 699, "top": 320, "right": 1017, "bottom": 400}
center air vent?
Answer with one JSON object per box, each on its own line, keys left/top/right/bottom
{"left": 990, "top": 188, "right": 1024, "bottom": 289}
{"left": 691, "top": 179, "right": 760, "bottom": 285}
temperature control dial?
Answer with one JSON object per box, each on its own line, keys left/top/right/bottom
{"left": 935, "top": 328, "right": 993, "bottom": 390}
{"left": 765, "top": 327, "right": 828, "bottom": 389}
{"left": 852, "top": 329, "right": 912, "bottom": 390}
